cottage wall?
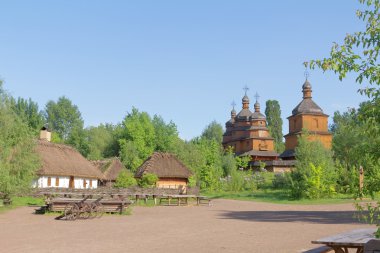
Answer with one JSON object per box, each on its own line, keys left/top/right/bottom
{"left": 156, "top": 178, "right": 187, "bottom": 189}
{"left": 32, "top": 176, "right": 98, "bottom": 189}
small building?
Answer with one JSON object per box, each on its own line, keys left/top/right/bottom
{"left": 222, "top": 90, "right": 279, "bottom": 162}
{"left": 33, "top": 128, "right": 104, "bottom": 189}
{"left": 281, "top": 78, "right": 333, "bottom": 160}
{"left": 92, "top": 158, "right": 127, "bottom": 186}
{"left": 135, "top": 152, "right": 192, "bottom": 189}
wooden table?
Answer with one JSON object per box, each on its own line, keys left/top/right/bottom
{"left": 312, "top": 228, "right": 377, "bottom": 253}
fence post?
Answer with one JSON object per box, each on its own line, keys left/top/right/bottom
{"left": 359, "top": 166, "right": 364, "bottom": 197}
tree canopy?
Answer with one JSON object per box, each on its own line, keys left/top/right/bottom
{"left": 265, "top": 100, "right": 284, "bottom": 153}
{"left": 0, "top": 82, "right": 40, "bottom": 198}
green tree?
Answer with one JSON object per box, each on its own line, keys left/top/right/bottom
{"left": 84, "top": 124, "right": 119, "bottom": 160}
{"left": 9, "top": 97, "right": 44, "bottom": 133}
{"left": 152, "top": 115, "right": 179, "bottom": 152}
{"left": 288, "top": 133, "right": 336, "bottom": 199}
{"left": 265, "top": 100, "right": 284, "bottom": 153}
{"left": 114, "top": 171, "right": 137, "bottom": 188}
{"left": 201, "top": 120, "right": 224, "bottom": 143}
{"left": 138, "top": 173, "right": 158, "bottom": 188}
{"left": 44, "top": 96, "right": 84, "bottom": 141}
{"left": 0, "top": 82, "right": 40, "bottom": 199}
{"left": 306, "top": 0, "right": 380, "bottom": 100}
{"left": 118, "top": 107, "right": 156, "bottom": 171}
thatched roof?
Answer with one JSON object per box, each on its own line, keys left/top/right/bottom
{"left": 135, "top": 152, "right": 192, "bottom": 179}
{"left": 92, "top": 158, "right": 126, "bottom": 181}
{"left": 36, "top": 140, "right": 104, "bottom": 179}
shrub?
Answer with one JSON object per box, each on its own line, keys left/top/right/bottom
{"left": 224, "top": 170, "right": 245, "bottom": 192}
{"left": 114, "top": 171, "right": 137, "bottom": 188}
{"left": 288, "top": 133, "right": 337, "bottom": 199}
{"left": 272, "top": 172, "right": 289, "bottom": 189}
{"left": 138, "top": 173, "right": 158, "bottom": 188}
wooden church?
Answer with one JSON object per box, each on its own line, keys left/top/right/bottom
{"left": 222, "top": 88, "right": 279, "bottom": 162}
{"left": 223, "top": 77, "right": 332, "bottom": 172}
{"left": 280, "top": 78, "right": 332, "bottom": 159}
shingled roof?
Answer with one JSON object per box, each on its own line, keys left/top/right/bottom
{"left": 36, "top": 140, "right": 104, "bottom": 179}
{"left": 92, "top": 158, "right": 126, "bottom": 181}
{"left": 291, "top": 98, "right": 324, "bottom": 115}
{"left": 135, "top": 152, "right": 192, "bottom": 179}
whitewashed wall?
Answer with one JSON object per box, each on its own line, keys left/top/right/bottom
{"left": 32, "top": 176, "right": 98, "bottom": 189}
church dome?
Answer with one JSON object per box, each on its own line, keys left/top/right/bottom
{"left": 302, "top": 79, "right": 312, "bottom": 89}
{"left": 242, "top": 95, "right": 249, "bottom": 103}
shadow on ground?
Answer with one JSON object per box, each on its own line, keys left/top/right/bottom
{"left": 219, "top": 210, "right": 365, "bottom": 225}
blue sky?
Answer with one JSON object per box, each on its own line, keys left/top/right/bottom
{"left": 0, "top": 1, "right": 368, "bottom": 140}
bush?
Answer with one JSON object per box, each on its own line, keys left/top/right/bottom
{"left": 224, "top": 170, "right": 245, "bottom": 192}
{"left": 138, "top": 173, "right": 158, "bottom": 188}
{"left": 288, "top": 134, "right": 337, "bottom": 199}
{"left": 114, "top": 171, "right": 137, "bottom": 188}
{"left": 272, "top": 172, "right": 289, "bottom": 189}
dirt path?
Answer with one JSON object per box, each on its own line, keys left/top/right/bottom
{"left": 0, "top": 199, "right": 371, "bottom": 253}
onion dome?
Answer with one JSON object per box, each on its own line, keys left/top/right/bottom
{"left": 302, "top": 79, "right": 312, "bottom": 99}
{"left": 292, "top": 78, "right": 324, "bottom": 115}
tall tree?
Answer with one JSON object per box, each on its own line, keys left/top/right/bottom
{"left": 0, "top": 82, "right": 40, "bottom": 199}
{"left": 9, "top": 97, "right": 44, "bottom": 132}
{"left": 84, "top": 124, "right": 119, "bottom": 160}
{"left": 201, "top": 120, "right": 224, "bottom": 143}
{"left": 306, "top": 0, "right": 380, "bottom": 196}
{"left": 118, "top": 107, "right": 156, "bottom": 172}
{"left": 44, "top": 96, "right": 84, "bottom": 141}
{"left": 265, "top": 100, "right": 284, "bottom": 153}
{"left": 152, "top": 115, "right": 179, "bottom": 152}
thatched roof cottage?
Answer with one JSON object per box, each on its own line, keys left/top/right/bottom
{"left": 92, "top": 158, "right": 127, "bottom": 186}
{"left": 33, "top": 128, "right": 104, "bottom": 189}
{"left": 135, "top": 152, "right": 192, "bottom": 189}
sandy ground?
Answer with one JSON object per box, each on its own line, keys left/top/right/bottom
{"left": 0, "top": 199, "right": 372, "bottom": 253}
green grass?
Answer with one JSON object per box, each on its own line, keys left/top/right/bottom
{"left": 0, "top": 196, "right": 45, "bottom": 213}
{"left": 203, "top": 189, "right": 368, "bottom": 205}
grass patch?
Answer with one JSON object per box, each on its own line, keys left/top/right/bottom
{"left": 0, "top": 196, "right": 45, "bottom": 213}
{"left": 203, "top": 189, "right": 364, "bottom": 205}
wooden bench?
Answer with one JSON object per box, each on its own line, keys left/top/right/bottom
{"left": 302, "top": 246, "right": 332, "bottom": 253}
{"left": 197, "top": 196, "right": 211, "bottom": 206}
{"left": 48, "top": 198, "right": 132, "bottom": 214}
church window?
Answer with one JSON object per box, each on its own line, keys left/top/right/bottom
{"left": 314, "top": 118, "right": 319, "bottom": 129}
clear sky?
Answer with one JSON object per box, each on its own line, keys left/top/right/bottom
{"left": 0, "top": 0, "right": 369, "bottom": 140}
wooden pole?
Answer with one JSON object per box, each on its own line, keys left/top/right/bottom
{"left": 359, "top": 166, "right": 364, "bottom": 197}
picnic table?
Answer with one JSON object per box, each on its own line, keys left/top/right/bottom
{"left": 311, "top": 228, "right": 378, "bottom": 253}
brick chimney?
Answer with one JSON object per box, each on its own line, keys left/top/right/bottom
{"left": 40, "top": 126, "right": 51, "bottom": 142}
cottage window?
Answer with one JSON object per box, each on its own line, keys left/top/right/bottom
{"left": 47, "top": 177, "right": 51, "bottom": 187}
{"left": 55, "top": 177, "right": 59, "bottom": 187}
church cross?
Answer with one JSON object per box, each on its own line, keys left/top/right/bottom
{"left": 304, "top": 70, "right": 310, "bottom": 80}
{"left": 254, "top": 92, "right": 260, "bottom": 102}
{"left": 243, "top": 85, "right": 249, "bottom": 95}
{"left": 231, "top": 101, "right": 236, "bottom": 109}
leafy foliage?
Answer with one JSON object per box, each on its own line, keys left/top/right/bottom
{"left": 306, "top": 0, "right": 380, "bottom": 99}
{"left": 44, "top": 96, "right": 84, "bottom": 141}
{"left": 0, "top": 83, "right": 40, "bottom": 198}
{"left": 118, "top": 107, "right": 156, "bottom": 171}
{"left": 201, "top": 120, "right": 224, "bottom": 143}
{"left": 138, "top": 173, "right": 158, "bottom": 188}
{"left": 265, "top": 100, "right": 284, "bottom": 153}
{"left": 114, "top": 171, "right": 137, "bottom": 188}
{"left": 9, "top": 97, "right": 44, "bottom": 133}
{"left": 84, "top": 124, "right": 119, "bottom": 160}
{"left": 287, "top": 133, "right": 336, "bottom": 199}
